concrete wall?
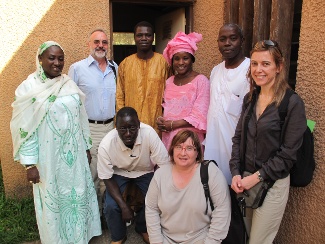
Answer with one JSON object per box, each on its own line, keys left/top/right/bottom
{"left": 193, "top": 0, "right": 224, "bottom": 77}
{"left": 275, "top": 0, "right": 325, "bottom": 243}
{"left": 0, "top": 0, "right": 111, "bottom": 198}
{"left": 0, "top": 0, "right": 324, "bottom": 242}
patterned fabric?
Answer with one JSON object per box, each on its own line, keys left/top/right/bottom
{"left": 161, "top": 74, "right": 210, "bottom": 150}
{"left": 116, "top": 53, "right": 169, "bottom": 133}
{"left": 10, "top": 42, "right": 101, "bottom": 243}
{"left": 11, "top": 41, "right": 86, "bottom": 160}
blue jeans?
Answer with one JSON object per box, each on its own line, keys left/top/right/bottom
{"left": 104, "top": 173, "right": 154, "bottom": 241}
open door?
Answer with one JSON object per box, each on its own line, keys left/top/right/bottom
{"left": 111, "top": 1, "right": 193, "bottom": 64}
{"left": 155, "top": 8, "right": 186, "bottom": 53}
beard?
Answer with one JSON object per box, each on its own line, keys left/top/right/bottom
{"left": 91, "top": 48, "right": 107, "bottom": 59}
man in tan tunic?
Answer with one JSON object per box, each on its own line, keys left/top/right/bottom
{"left": 116, "top": 21, "right": 169, "bottom": 133}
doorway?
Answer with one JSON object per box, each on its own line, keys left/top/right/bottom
{"left": 110, "top": 1, "right": 194, "bottom": 64}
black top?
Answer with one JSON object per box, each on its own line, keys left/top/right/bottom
{"left": 229, "top": 92, "right": 306, "bottom": 181}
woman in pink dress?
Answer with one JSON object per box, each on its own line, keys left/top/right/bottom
{"left": 157, "top": 32, "right": 210, "bottom": 150}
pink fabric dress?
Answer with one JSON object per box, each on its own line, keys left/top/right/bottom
{"left": 162, "top": 74, "right": 210, "bottom": 150}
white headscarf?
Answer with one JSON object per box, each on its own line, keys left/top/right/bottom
{"left": 10, "top": 41, "right": 85, "bottom": 160}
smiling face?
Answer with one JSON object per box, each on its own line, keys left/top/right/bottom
{"left": 173, "top": 137, "right": 198, "bottom": 168}
{"left": 38, "top": 46, "right": 64, "bottom": 79}
{"left": 134, "top": 26, "right": 154, "bottom": 52}
{"left": 116, "top": 115, "right": 140, "bottom": 148}
{"left": 172, "top": 51, "right": 193, "bottom": 75}
{"left": 88, "top": 31, "right": 108, "bottom": 60}
{"left": 250, "top": 50, "right": 282, "bottom": 89}
{"left": 217, "top": 25, "right": 243, "bottom": 60}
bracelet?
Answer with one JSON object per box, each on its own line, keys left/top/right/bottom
{"left": 170, "top": 120, "right": 174, "bottom": 131}
{"left": 25, "top": 165, "right": 36, "bottom": 170}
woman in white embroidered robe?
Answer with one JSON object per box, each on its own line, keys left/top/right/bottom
{"left": 10, "top": 41, "right": 101, "bottom": 244}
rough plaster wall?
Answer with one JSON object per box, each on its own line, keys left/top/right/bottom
{"left": 193, "top": 0, "right": 224, "bottom": 78}
{"left": 1, "top": 0, "right": 324, "bottom": 242}
{"left": 0, "top": 0, "right": 111, "bottom": 198}
{"left": 275, "top": 0, "right": 325, "bottom": 243}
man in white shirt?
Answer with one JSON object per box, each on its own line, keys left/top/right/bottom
{"left": 98, "top": 107, "right": 169, "bottom": 244}
{"left": 204, "top": 23, "right": 250, "bottom": 244}
{"left": 204, "top": 23, "right": 250, "bottom": 184}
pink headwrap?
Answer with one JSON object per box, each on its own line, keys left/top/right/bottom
{"left": 163, "top": 32, "right": 203, "bottom": 65}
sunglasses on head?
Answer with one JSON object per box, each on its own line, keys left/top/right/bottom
{"left": 262, "top": 40, "right": 278, "bottom": 48}
{"left": 256, "top": 40, "right": 283, "bottom": 56}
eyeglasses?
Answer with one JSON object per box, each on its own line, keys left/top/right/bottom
{"left": 174, "top": 145, "right": 196, "bottom": 152}
{"left": 93, "top": 40, "right": 108, "bottom": 45}
{"left": 117, "top": 126, "right": 138, "bottom": 134}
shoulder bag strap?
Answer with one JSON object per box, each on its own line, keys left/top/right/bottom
{"left": 240, "top": 91, "right": 257, "bottom": 173}
{"left": 200, "top": 160, "right": 218, "bottom": 214}
{"left": 108, "top": 60, "right": 117, "bottom": 79}
{"left": 278, "top": 89, "right": 295, "bottom": 142}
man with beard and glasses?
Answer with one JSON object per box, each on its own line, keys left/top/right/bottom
{"left": 69, "top": 29, "right": 118, "bottom": 217}
{"left": 116, "top": 21, "right": 170, "bottom": 134}
{"left": 97, "top": 107, "right": 169, "bottom": 244}
{"left": 204, "top": 23, "right": 250, "bottom": 244}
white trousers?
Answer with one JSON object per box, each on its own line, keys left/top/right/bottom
{"left": 89, "top": 122, "right": 114, "bottom": 213}
{"left": 244, "top": 175, "right": 290, "bottom": 244}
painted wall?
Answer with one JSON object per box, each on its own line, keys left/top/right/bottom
{"left": 0, "top": 0, "right": 111, "bottom": 198}
{"left": 274, "top": 0, "right": 325, "bottom": 243}
{"left": 0, "top": 0, "right": 324, "bottom": 242}
{"left": 193, "top": 0, "right": 224, "bottom": 77}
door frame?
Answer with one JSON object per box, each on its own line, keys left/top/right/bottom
{"left": 109, "top": 0, "right": 195, "bottom": 58}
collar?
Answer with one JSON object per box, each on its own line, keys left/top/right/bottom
{"left": 86, "top": 55, "right": 108, "bottom": 67}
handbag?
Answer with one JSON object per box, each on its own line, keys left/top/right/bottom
{"left": 237, "top": 171, "right": 274, "bottom": 209}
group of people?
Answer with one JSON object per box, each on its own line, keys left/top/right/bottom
{"left": 10, "top": 20, "right": 306, "bottom": 244}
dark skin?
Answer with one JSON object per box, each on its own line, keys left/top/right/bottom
{"left": 38, "top": 46, "right": 64, "bottom": 79}
{"left": 27, "top": 46, "right": 91, "bottom": 184}
{"left": 157, "top": 52, "right": 197, "bottom": 132}
{"left": 217, "top": 25, "right": 245, "bottom": 69}
{"left": 134, "top": 26, "right": 154, "bottom": 60}
{"left": 103, "top": 115, "right": 140, "bottom": 223}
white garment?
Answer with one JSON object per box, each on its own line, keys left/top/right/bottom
{"left": 10, "top": 41, "right": 101, "bottom": 243}
{"left": 97, "top": 122, "right": 170, "bottom": 180}
{"left": 204, "top": 58, "right": 250, "bottom": 184}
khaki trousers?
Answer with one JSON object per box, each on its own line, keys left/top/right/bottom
{"left": 89, "top": 121, "right": 114, "bottom": 213}
{"left": 244, "top": 175, "right": 290, "bottom": 244}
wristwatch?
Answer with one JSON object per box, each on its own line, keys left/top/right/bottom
{"left": 256, "top": 171, "right": 264, "bottom": 181}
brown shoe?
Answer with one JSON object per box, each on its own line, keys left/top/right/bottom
{"left": 140, "top": 232, "right": 150, "bottom": 244}
{"left": 111, "top": 236, "right": 127, "bottom": 244}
